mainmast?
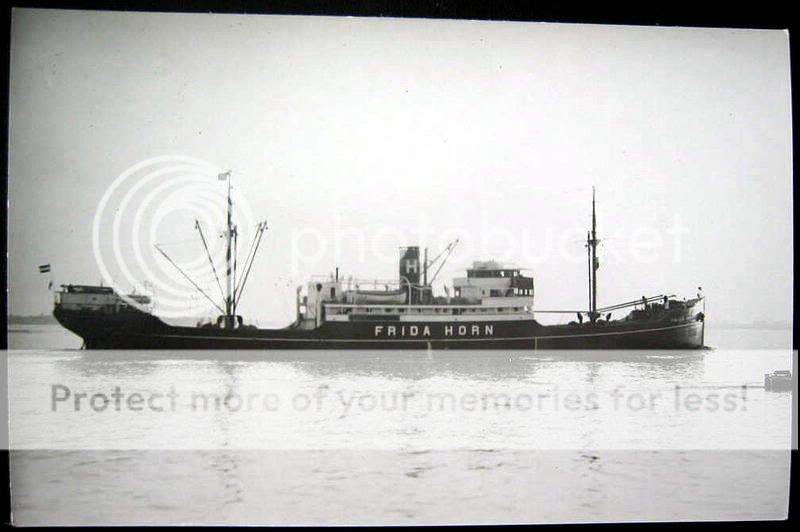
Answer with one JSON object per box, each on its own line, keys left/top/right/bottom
{"left": 586, "top": 187, "right": 599, "bottom": 322}
{"left": 586, "top": 231, "right": 593, "bottom": 317}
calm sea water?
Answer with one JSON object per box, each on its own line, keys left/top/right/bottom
{"left": 6, "top": 324, "right": 794, "bottom": 525}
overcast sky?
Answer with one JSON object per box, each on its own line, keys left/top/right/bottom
{"left": 8, "top": 9, "right": 792, "bottom": 325}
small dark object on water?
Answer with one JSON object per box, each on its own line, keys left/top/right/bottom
{"left": 764, "top": 370, "right": 792, "bottom": 391}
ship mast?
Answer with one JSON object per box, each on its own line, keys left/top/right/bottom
{"left": 586, "top": 187, "right": 599, "bottom": 322}
{"left": 222, "top": 170, "right": 234, "bottom": 328}
{"left": 586, "top": 231, "right": 593, "bottom": 318}
{"left": 155, "top": 169, "right": 266, "bottom": 327}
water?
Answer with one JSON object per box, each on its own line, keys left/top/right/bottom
{"left": 6, "top": 325, "right": 794, "bottom": 525}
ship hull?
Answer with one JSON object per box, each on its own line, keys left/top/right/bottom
{"left": 54, "top": 307, "right": 705, "bottom": 350}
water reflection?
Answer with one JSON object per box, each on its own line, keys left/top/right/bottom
{"left": 9, "top": 348, "right": 720, "bottom": 456}
{"left": 56, "top": 354, "right": 160, "bottom": 378}
{"left": 61, "top": 349, "right": 706, "bottom": 382}
{"left": 210, "top": 451, "right": 244, "bottom": 506}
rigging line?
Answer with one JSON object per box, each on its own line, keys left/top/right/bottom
{"left": 233, "top": 226, "right": 264, "bottom": 307}
{"left": 194, "top": 220, "right": 226, "bottom": 303}
{"left": 234, "top": 222, "right": 267, "bottom": 306}
{"left": 233, "top": 225, "right": 239, "bottom": 316}
{"left": 426, "top": 241, "right": 454, "bottom": 284}
{"left": 587, "top": 231, "right": 592, "bottom": 316}
{"left": 425, "top": 240, "right": 454, "bottom": 269}
{"left": 154, "top": 244, "right": 225, "bottom": 314}
{"left": 234, "top": 222, "right": 267, "bottom": 305}
{"left": 233, "top": 221, "right": 261, "bottom": 298}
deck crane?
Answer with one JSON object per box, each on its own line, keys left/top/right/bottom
{"left": 423, "top": 239, "right": 460, "bottom": 287}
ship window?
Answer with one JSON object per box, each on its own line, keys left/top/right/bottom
{"left": 330, "top": 287, "right": 336, "bottom": 298}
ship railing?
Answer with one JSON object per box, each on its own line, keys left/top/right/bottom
{"left": 309, "top": 278, "right": 442, "bottom": 294}
{"left": 323, "top": 294, "right": 681, "bottom": 315}
{"left": 596, "top": 294, "right": 676, "bottom": 313}
{"left": 326, "top": 303, "right": 524, "bottom": 309}
{"left": 324, "top": 303, "right": 532, "bottom": 315}
{"left": 531, "top": 295, "right": 675, "bottom": 316}
{"left": 58, "top": 284, "right": 114, "bottom": 294}
{"left": 530, "top": 309, "right": 587, "bottom": 314}
{"left": 349, "top": 280, "right": 405, "bottom": 291}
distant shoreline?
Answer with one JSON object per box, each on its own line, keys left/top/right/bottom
{"left": 8, "top": 314, "right": 57, "bottom": 325}
{"left": 706, "top": 322, "right": 793, "bottom": 331}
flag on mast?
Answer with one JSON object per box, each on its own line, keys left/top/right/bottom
{"left": 218, "top": 170, "right": 231, "bottom": 181}
{"left": 38, "top": 264, "right": 51, "bottom": 273}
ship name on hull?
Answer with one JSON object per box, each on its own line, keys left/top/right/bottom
{"left": 374, "top": 324, "right": 494, "bottom": 337}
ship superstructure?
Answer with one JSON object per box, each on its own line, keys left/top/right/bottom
{"left": 295, "top": 247, "right": 535, "bottom": 332}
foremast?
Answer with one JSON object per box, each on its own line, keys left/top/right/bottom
{"left": 152, "top": 170, "right": 267, "bottom": 328}
{"left": 221, "top": 170, "right": 235, "bottom": 328}
{"left": 217, "top": 170, "right": 267, "bottom": 328}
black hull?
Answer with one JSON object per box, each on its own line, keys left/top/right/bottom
{"left": 54, "top": 306, "right": 705, "bottom": 351}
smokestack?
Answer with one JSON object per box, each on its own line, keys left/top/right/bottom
{"left": 399, "top": 247, "right": 420, "bottom": 285}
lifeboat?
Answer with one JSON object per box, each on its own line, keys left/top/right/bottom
{"left": 348, "top": 289, "right": 407, "bottom": 304}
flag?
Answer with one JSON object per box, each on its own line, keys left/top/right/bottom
{"left": 218, "top": 170, "right": 231, "bottom": 181}
{"left": 38, "top": 264, "right": 51, "bottom": 273}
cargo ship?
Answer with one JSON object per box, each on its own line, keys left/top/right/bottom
{"left": 52, "top": 176, "right": 705, "bottom": 350}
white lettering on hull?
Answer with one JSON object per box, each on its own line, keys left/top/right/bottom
{"left": 374, "top": 324, "right": 495, "bottom": 337}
